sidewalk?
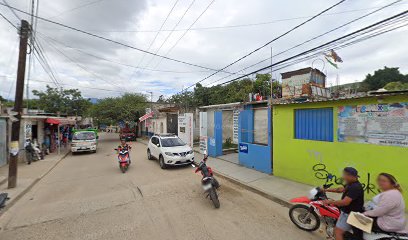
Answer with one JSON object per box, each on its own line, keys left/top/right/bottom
{"left": 138, "top": 138, "right": 314, "bottom": 207}
{"left": 0, "top": 148, "right": 70, "bottom": 212}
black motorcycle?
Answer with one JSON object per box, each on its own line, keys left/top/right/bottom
{"left": 193, "top": 153, "right": 220, "bottom": 208}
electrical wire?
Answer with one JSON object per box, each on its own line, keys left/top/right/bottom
{"left": 142, "top": 0, "right": 196, "bottom": 69}
{"left": 179, "top": 0, "right": 347, "bottom": 93}
{"left": 58, "top": 3, "right": 407, "bottom": 33}
{"left": 48, "top": 0, "right": 107, "bottom": 19}
{"left": 0, "top": 10, "right": 17, "bottom": 29}
{"left": 205, "top": 0, "right": 403, "bottom": 87}
{"left": 37, "top": 32, "right": 213, "bottom": 74}
{"left": 1, "top": 0, "right": 21, "bottom": 21}
{"left": 133, "top": 0, "right": 179, "bottom": 70}
{"left": 153, "top": 0, "right": 215, "bottom": 69}
{"left": 219, "top": 11, "right": 408, "bottom": 86}
{"left": 0, "top": 2, "right": 228, "bottom": 73}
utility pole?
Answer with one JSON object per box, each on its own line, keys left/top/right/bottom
{"left": 8, "top": 20, "right": 30, "bottom": 189}
{"left": 269, "top": 46, "right": 274, "bottom": 169}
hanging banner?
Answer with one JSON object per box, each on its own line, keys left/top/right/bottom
{"left": 199, "top": 112, "right": 208, "bottom": 154}
{"left": 338, "top": 103, "right": 408, "bottom": 147}
{"left": 233, "top": 109, "right": 240, "bottom": 144}
{"left": 178, "top": 113, "right": 194, "bottom": 147}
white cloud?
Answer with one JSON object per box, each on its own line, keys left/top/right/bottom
{"left": 0, "top": 0, "right": 407, "bottom": 100}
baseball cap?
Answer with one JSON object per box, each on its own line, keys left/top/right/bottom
{"left": 343, "top": 167, "right": 359, "bottom": 177}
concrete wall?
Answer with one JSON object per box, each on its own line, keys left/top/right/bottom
{"left": 152, "top": 117, "right": 167, "bottom": 134}
{"left": 273, "top": 95, "right": 408, "bottom": 206}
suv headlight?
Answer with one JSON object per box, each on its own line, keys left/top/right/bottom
{"left": 165, "top": 152, "right": 174, "bottom": 156}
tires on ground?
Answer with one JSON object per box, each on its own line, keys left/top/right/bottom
{"left": 159, "top": 155, "right": 167, "bottom": 169}
{"left": 209, "top": 188, "right": 220, "bottom": 208}
{"left": 289, "top": 204, "right": 320, "bottom": 232}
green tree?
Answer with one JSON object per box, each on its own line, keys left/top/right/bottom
{"left": 32, "top": 85, "right": 91, "bottom": 115}
{"left": 360, "top": 67, "right": 407, "bottom": 91}
{"left": 383, "top": 81, "right": 408, "bottom": 91}
{"left": 88, "top": 93, "right": 148, "bottom": 125}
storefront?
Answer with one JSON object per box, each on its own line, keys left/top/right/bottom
{"left": 272, "top": 92, "right": 408, "bottom": 205}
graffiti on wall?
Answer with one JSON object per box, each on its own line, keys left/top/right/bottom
{"left": 307, "top": 149, "right": 379, "bottom": 195}
{"left": 312, "top": 163, "right": 379, "bottom": 194}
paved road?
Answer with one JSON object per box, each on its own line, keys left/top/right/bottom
{"left": 0, "top": 133, "right": 320, "bottom": 240}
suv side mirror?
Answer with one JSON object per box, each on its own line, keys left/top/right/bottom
{"left": 156, "top": 143, "right": 160, "bottom": 147}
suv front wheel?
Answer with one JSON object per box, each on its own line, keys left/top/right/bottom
{"left": 147, "top": 149, "right": 153, "bottom": 160}
{"left": 159, "top": 155, "right": 167, "bottom": 169}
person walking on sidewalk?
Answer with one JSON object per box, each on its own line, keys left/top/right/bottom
{"left": 322, "top": 167, "right": 364, "bottom": 240}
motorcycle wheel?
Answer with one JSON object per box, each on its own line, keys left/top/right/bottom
{"left": 209, "top": 188, "right": 220, "bottom": 209}
{"left": 120, "top": 165, "right": 126, "bottom": 173}
{"left": 26, "top": 152, "right": 32, "bottom": 165}
{"left": 289, "top": 204, "right": 320, "bottom": 232}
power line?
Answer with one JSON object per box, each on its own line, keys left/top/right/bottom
{"left": 0, "top": 10, "right": 17, "bottom": 29}
{"left": 154, "top": 0, "right": 216, "bottom": 69}
{"left": 38, "top": 34, "right": 125, "bottom": 90}
{"left": 143, "top": 0, "right": 196, "bottom": 69}
{"left": 220, "top": 11, "right": 408, "bottom": 86}
{"left": 48, "top": 0, "right": 107, "bottom": 19}
{"left": 130, "top": 0, "right": 180, "bottom": 79}
{"left": 180, "top": 0, "right": 347, "bottom": 92}
{"left": 0, "top": 2, "right": 227, "bottom": 73}
{"left": 38, "top": 32, "right": 213, "bottom": 74}
{"left": 205, "top": 0, "right": 403, "bottom": 87}
{"left": 1, "top": 0, "right": 21, "bottom": 21}
{"left": 52, "top": 3, "right": 407, "bottom": 33}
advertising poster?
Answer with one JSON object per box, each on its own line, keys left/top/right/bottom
{"left": 338, "top": 103, "right": 408, "bottom": 147}
{"left": 178, "top": 113, "right": 194, "bottom": 147}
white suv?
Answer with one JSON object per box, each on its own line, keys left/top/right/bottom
{"left": 147, "top": 134, "right": 195, "bottom": 169}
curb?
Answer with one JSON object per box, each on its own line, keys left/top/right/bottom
{"left": 141, "top": 140, "right": 293, "bottom": 208}
{"left": 0, "top": 151, "right": 71, "bottom": 214}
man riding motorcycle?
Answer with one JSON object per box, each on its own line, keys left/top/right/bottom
{"left": 322, "top": 167, "right": 365, "bottom": 240}
{"left": 117, "top": 139, "right": 131, "bottom": 164}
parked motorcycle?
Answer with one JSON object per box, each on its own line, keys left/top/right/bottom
{"left": 289, "top": 184, "right": 408, "bottom": 240}
{"left": 114, "top": 148, "right": 130, "bottom": 173}
{"left": 193, "top": 152, "right": 220, "bottom": 208}
{"left": 25, "top": 139, "right": 42, "bottom": 164}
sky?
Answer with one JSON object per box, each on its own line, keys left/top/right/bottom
{"left": 0, "top": 0, "right": 407, "bottom": 100}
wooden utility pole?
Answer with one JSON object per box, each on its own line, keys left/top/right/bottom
{"left": 8, "top": 20, "right": 30, "bottom": 189}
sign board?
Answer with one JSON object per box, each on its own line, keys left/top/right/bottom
{"left": 233, "top": 109, "right": 240, "bottom": 144}
{"left": 239, "top": 143, "right": 248, "bottom": 153}
{"left": 338, "top": 103, "right": 408, "bottom": 147}
{"left": 178, "top": 113, "right": 194, "bottom": 147}
{"left": 199, "top": 112, "right": 208, "bottom": 154}
{"left": 25, "top": 121, "right": 32, "bottom": 139}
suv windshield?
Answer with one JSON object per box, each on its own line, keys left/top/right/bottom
{"left": 73, "top": 132, "right": 96, "bottom": 140}
{"left": 161, "top": 137, "right": 185, "bottom": 147}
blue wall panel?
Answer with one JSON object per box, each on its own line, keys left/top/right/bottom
{"left": 295, "top": 108, "right": 333, "bottom": 142}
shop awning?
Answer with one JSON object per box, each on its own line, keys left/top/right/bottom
{"left": 45, "top": 118, "right": 60, "bottom": 125}
{"left": 45, "top": 118, "right": 76, "bottom": 125}
{"left": 139, "top": 112, "right": 154, "bottom": 122}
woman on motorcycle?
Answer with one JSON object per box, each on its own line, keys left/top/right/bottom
{"left": 364, "top": 173, "right": 408, "bottom": 234}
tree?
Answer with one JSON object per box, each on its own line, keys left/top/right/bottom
{"left": 167, "top": 73, "right": 281, "bottom": 108}
{"left": 360, "top": 67, "right": 407, "bottom": 91}
{"left": 32, "top": 85, "right": 91, "bottom": 115}
{"left": 384, "top": 81, "right": 408, "bottom": 91}
{"left": 88, "top": 93, "right": 148, "bottom": 125}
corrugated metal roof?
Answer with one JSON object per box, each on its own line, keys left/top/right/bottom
{"left": 199, "top": 102, "right": 242, "bottom": 109}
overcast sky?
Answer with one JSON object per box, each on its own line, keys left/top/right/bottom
{"left": 0, "top": 0, "right": 407, "bottom": 100}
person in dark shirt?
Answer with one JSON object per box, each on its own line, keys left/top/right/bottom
{"left": 323, "top": 167, "right": 364, "bottom": 240}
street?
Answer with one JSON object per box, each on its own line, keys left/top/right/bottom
{"left": 0, "top": 133, "right": 320, "bottom": 240}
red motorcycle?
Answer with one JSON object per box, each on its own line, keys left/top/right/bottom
{"left": 193, "top": 153, "right": 220, "bottom": 208}
{"left": 114, "top": 148, "right": 130, "bottom": 173}
{"left": 289, "top": 184, "right": 340, "bottom": 238}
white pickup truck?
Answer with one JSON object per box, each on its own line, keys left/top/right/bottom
{"left": 71, "top": 130, "right": 98, "bottom": 154}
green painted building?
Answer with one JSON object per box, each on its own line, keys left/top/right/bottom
{"left": 272, "top": 92, "right": 408, "bottom": 206}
